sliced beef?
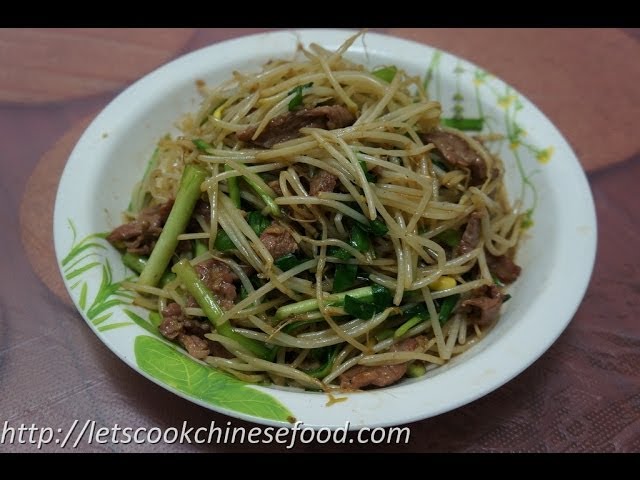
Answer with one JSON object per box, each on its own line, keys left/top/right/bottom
{"left": 421, "top": 130, "right": 488, "bottom": 185}
{"left": 158, "top": 303, "right": 186, "bottom": 340}
{"left": 159, "top": 303, "right": 212, "bottom": 339}
{"left": 158, "top": 302, "right": 234, "bottom": 360}
{"left": 193, "top": 259, "right": 238, "bottom": 311}
{"left": 487, "top": 253, "right": 521, "bottom": 284}
{"left": 339, "top": 336, "right": 426, "bottom": 390}
{"left": 259, "top": 224, "right": 298, "bottom": 259}
{"left": 237, "top": 105, "right": 356, "bottom": 148}
{"left": 208, "top": 341, "right": 234, "bottom": 359}
{"left": 339, "top": 364, "right": 406, "bottom": 390}
{"left": 187, "top": 198, "right": 211, "bottom": 231}
{"left": 107, "top": 200, "right": 174, "bottom": 255}
{"left": 193, "top": 198, "right": 211, "bottom": 220}
{"left": 268, "top": 180, "right": 283, "bottom": 197}
{"left": 178, "top": 334, "right": 210, "bottom": 360}
{"left": 309, "top": 170, "right": 338, "bottom": 196}
{"left": 460, "top": 285, "right": 506, "bottom": 326}
{"left": 456, "top": 211, "right": 483, "bottom": 256}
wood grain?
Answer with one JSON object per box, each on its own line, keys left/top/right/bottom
{"left": 0, "top": 29, "right": 194, "bottom": 104}
{"left": 388, "top": 28, "right": 640, "bottom": 172}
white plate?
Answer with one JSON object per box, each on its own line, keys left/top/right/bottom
{"left": 54, "top": 29, "right": 597, "bottom": 428}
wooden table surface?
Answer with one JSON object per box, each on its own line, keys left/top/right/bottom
{"left": 2, "top": 28, "right": 639, "bottom": 452}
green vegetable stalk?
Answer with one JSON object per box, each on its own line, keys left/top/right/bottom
{"left": 438, "top": 294, "right": 460, "bottom": 325}
{"left": 122, "top": 252, "right": 176, "bottom": 286}
{"left": 225, "top": 165, "right": 241, "bottom": 208}
{"left": 275, "top": 284, "right": 392, "bottom": 321}
{"left": 303, "top": 346, "right": 339, "bottom": 379}
{"left": 275, "top": 286, "right": 374, "bottom": 320}
{"left": 194, "top": 240, "right": 208, "bottom": 257}
{"left": 372, "top": 66, "right": 398, "bottom": 83}
{"left": 138, "top": 164, "right": 208, "bottom": 286}
{"left": 172, "top": 259, "right": 273, "bottom": 360}
{"left": 333, "top": 264, "right": 358, "bottom": 293}
{"left": 243, "top": 175, "right": 281, "bottom": 217}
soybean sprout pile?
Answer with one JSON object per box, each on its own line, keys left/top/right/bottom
{"left": 107, "top": 33, "right": 523, "bottom": 392}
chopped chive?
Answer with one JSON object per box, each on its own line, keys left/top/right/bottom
{"left": 239, "top": 284, "right": 249, "bottom": 301}
{"left": 359, "top": 160, "right": 377, "bottom": 182}
{"left": 246, "top": 211, "right": 271, "bottom": 236}
{"left": 375, "top": 328, "right": 395, "bottom": 342}
{"left": 194, "top": 240, "right": 208, "bottom": 257}
{"left": 214, "top": 229, "right": 236, "bottom": 251}
{"left": 243, "top": 175, "right": 281, "bottom": 217}
{"left": 372, "top": 284, "right": 393, "bottom": 311}
{"left": 225, "top": 165, "right": 241, "bottom": 208}
{"left": 274, "top": 286, "right": 374, "bottom": 320}
{"left": 287, "top": 82, "right": 314, "bottom": 111}
{"left": 333, "top": 264, "right": 358, "bottom": 293}
{"left": 281, "top": 319, "right": 324, "bottom": 335}
{"left": 434, "top": 229, "right": 462, "bottom": 248}
{"left": 303, "top": 346, "right": 339, "bottom": 379}
{"left": 349, "top": 223, "right": 370, "bottom": 253}
{"left": 344, "top": 295, "right": 376, "bottom": 320}
{"left": 365, "top": 219, "right": 389, "bottom": 237}
{"left": 438, "top": 294, "right": 460, "bottom": 325}
{"left": 401, "top": 303, "right": 429, "bottom": 322}
{"left": 394, "top": 316, "right": 423, "bottom": 338}
{"left": 372, "top": 65, "right": 398, "bottom": 83}
{"left": 274, "top": 253, "right": 307, "bottom": 271}
{"left": 192, "top": 138, "right": 212, "bottom": 152}
{"left": 327, "top": 246, "right": 352, "bottom": 261}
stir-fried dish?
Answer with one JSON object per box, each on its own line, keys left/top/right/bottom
{"left": 107, "top": 33, "right": 522, "bottom": 392}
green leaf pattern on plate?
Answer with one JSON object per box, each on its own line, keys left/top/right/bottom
{"left": 59, "top": 219, "right": 294, "bottom": 421}
{"left": 425, "top": 50, "right": 551, "bottom": 228}
{"left": 61, "top": 219, "right": 135, "bottom": 332}
{"left": 134, "top": 335, "right": 293, "bottom": 422}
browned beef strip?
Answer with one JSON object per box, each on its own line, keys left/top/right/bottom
{"left": 193, "top": 198, "right": 211, "bottom": 219}
{"left": 460, "top": 285, "right": 506, "bottom": 326}
{"left": 259, "top": 224, "right": 298, "bottom": 259}
{"left": 158, "top": 303, "right": 185, "bottom": 340}
{"left": 208, "top": 340, "right": 234, "bottom": 359}
{"left": 186, "top": 198, "right": 211, "bottom": 233}
{"left": 486, "top": 253, "right": 521, "bottom": 284}
{"left": 159, "top": 302, "right": 225, "bottom": 360}
{"left": 268, "top": 180, "right": 283, "bottom": 197}
{"left": 339, "top": 336, "right": 427, "bottom": 390}
{"left": 309, "top": 170, "right": 338, "bottom": 196}
{"left": 237, "top": 105, "right": 356, "bottom": 148}
{"left": 159, "top": 303, "right": 212, "bottom": 340}
{"left": 456, "top": 211, "right": 483, "bottom": 256}
{"left": 193, "top": 259, "right": 238, "bottom": 311}
{"left": 107, "top": 200, "right": 174, "bottom": 255}
{"left": 178, "top": 334, "right": 210, "bottom": 360}
{"left": 421, "top": 130, "right": 487, "bottom": 185}
{"left": 339, "top": 364, "right": 407, "bottom": 390}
